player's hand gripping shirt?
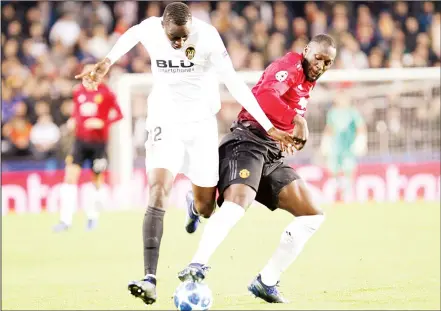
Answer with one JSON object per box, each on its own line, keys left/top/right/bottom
{"left": 72, "top": 83, "right": 123, "bottom": 142}
{"left": 238, "top": 52, "right": 316, "bottom": 132}
{"left": 105, "top": 17, "right": 273, "bottom": 131}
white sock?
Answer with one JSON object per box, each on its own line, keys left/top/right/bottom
{"left": 260, "top": 214, "right": 325, "bottom": 286}
{"left": 191, "top": 201, "right": 245, "bottom": 265}
{"left": 59, "top": 183, "right": 78, "bottom": 226}
{"left": 85, "top": 186, "right": 102, "bottom": 220}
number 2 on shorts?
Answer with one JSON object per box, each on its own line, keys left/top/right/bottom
{"left": 147, "top": 126, "right": 162, "bottom": 142}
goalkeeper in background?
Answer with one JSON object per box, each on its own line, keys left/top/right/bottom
{"left": 320, "top": 93, "right": 367, "bottom": 202}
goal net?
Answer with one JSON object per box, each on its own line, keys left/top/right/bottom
{"left": 108, "top": 67, "right": 440, "bottom": 208}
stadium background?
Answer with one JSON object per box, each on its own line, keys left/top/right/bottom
{"left": 1, "top": 1, "right": 440, "bottom": 310}
{"left": 2, "top": 0, "right": 440, "bottom": 212}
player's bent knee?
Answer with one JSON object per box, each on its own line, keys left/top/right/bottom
{"left": 296, "top": 200, "right": 324, "bottom": 216}
{"left": 278, "top": 179, "right": 324, "bottom": 216}
{"left": 308, "top": 202, "right": 324, "bottom": 216}
{"left": 223, "top": 184, "right": 255, "bottom": 209}
{"left": 195, "top": 200, "right": 216, "bottom": 218}
{"left": 148, "top": 183, "right": 172, "bottom": 208}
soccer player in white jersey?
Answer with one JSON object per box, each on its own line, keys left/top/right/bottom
{"left": 75, "top": 2, "right": 296, "bottom": 305}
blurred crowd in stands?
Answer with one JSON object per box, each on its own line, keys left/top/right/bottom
{"left": 2, "top": 1, "right": 440, "bottom": 160}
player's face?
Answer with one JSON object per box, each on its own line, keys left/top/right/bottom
{"left": 162, "top": 21, "right": 191, "bottom": 50}
{"left": 302, "top": 42, "right": 336, "bottom": 82}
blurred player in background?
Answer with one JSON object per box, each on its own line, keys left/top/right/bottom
{"left": 178, "top": 34, "right": 337, "bottom": 304}
{"left": 53, "top": 64, "right": 123, "bottom": 232}
{"left": 75, "top": 2, "right": 295, "bottom": 305}
{"left": 320, "top": 94, "right": 367, "bottom": 202}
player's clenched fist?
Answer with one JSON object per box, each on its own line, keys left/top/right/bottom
{"left": 291, "top": 115, "right": 309, "bottom": 150}
{"left": 75, "top": 59, "right": 112, "bottom": 91}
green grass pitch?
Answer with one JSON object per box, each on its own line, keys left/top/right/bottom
{"left": 2, "top": 202, "right": 440, "bottom": 310}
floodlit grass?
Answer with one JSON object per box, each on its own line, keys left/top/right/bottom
{"left": 2, "top": 202, "right": 440, "bottom": 310}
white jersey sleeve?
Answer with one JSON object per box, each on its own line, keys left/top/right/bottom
{"left": 208, "top": 29, "right": 274, "bottom": 132}
{"left": 106, "top": 19, "right": 151, "bottom": 65}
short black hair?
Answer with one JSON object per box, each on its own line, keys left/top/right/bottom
{"left": 311, "top": 34, "right": 336, "bottom": 48}
{"left": 163, "top": 2, "right": 192, "bottom": 26}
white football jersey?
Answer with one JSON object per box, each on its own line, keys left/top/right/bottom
{"left": 106, "top": 17, "right": 273, "bottom": 131}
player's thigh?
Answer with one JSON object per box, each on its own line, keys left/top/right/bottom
{"left": 70, "top": 139, "right": 87, "bottom": 167}
{"left": 185, "top": 130, "right": 218, "bottom": 216}
{"left": 217, "top": 134, "right": 265, "bottom": 208}
{"left": 145, "top": 125, "right": 186, "bottom": 179}
{"left": 90, "top": 142, "right": 108, "bottom": 176}
{"left": 64, "top": 140, "right": 85, "bottom": 183}
{"left": 268, "top": 166, "right": 323, "bottom": 216}
{"left": 183, "top": 118, "right": 219, "bottom": 188}
{"left": 182, "top": 131, "right": 219, "bottom": 188}
{"left": 254, "top": 163, "right": 297, "bottom": 211}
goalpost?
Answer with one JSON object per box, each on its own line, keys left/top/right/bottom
{"left": 109, "top": 67, "right": 440, "bottom": 208}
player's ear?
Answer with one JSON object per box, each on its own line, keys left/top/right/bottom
{"left": 303, "top": 45, "right": 309, "bottom": 57}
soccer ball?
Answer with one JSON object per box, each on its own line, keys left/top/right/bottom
{"left": 173, "top": 281, "right": 213, "bottom": 311}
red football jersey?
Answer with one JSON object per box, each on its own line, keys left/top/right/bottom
{"left": 238, "top": 52, "right": 315, "bottom": 132}
{"left": 72, "top": 83, "right": 123, "bottom": 142}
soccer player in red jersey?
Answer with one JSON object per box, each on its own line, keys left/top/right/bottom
{"left": 179, "top": 34, "right": 337, "bottom": 303}
{"left": 53, "top": 65, "right": 123, "bottom": 232}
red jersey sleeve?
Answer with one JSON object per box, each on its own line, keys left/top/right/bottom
{"left": 106, "top": 89, "right": 123, "bottom": 125}
{"left": 252, "top": 54, "right": 304, "bottom": 126}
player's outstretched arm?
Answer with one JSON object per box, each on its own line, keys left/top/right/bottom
{"left": 208, "top": 30, "right": 295, "bottom": 146}
{"left": 75, "top": 23, "right": 143, "bottom": 90}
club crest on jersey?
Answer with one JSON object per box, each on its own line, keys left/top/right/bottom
{"left": 94, "top": 94, "right": 103, "bottom": 104}
{"left": 239, "top": 169, "right": 250, "bottom": 179}
{"left": 275, "top": 70, "right": 288, "bottom": 82}
{"left": 185, "top": 45, "right": 196, "bottom": 60}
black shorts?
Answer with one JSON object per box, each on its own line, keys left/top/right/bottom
{"left": 67, "top": 139, "right": 108, "bottom": 174}
{"left": 217, "top": 121, "right": 301, "bottom": 211}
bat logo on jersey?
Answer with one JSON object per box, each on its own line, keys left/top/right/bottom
{"left": 156, "top": 59, "right": 195, "bottom": 73}
{"left": 185, "top": 45, "right": 196, "bottom": 60}
{"left": 275, "top": 71, "right": 288, "bottom": 82}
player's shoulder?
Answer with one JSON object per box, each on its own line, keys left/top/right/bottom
{"left": 192, "top": 17, "right": 220, "bottom": 40}
{"left": 97, "top": 83, "right": 116, "bottom": 97}
{"left": 73, "top": 83, "right": 85, "bottom": 95}
{"left": 192, "top": 17, "right": 215, "bottom": 32}
{"left": 272, "top": 52, "right": 304, "bottom": 73}
{"left": 138, "top": 16, "right": 161, "bottom": 30}
{"left": 97, "top": 83, "right": 109, "bottom": 92}
{"left": 266, "top": 52, "right": 305, "bottom": 84}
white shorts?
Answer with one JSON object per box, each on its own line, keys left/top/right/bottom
{"left": 145, "top": 116, "right": 219, "bottom": 187}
